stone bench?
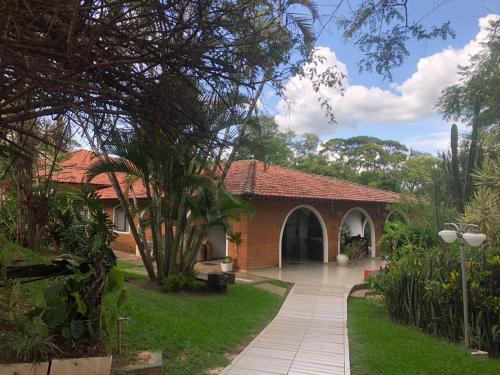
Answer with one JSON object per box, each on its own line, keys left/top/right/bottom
{"left": 195, "top": 272, "right": 235, "bottom": 292}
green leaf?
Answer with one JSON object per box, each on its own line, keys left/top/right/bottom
{"left": 44, "top": 297, "right": 67, "bottom": 328}
{"left": 32, "top": 316, "right": 49, "bottom": 338}
{"left": 70, "top": 319, "right": 85, "bottom": 339}
{"left": 62, "top": 325, "right": 72, "bottom": 339}
{"left": 9, "top": 280, "right": 21, "bottom": 309}
{"left": 106, "top": 268, "right": 124, "bottom": 292}
{"left": 117, "top": 288, "right": 128, "bottom": 307}
{"left": 44, "top": 281, "right": 65, "bottom": 302}
{"left": 70, "top": 292, "right": 87, "bottom": 315}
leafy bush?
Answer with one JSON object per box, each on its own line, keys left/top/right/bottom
{"left": 46, "top": 189, "right": 117, "bottom": 262}
{"left": 0, "top": 189, "right": 126, "bottom": 361}
{"left": 0, "top": 317, "right": 60, "bottom": 362}
{"left": 161, "top": 273, "right": 196, "bottom": 292}
{"left": 0, "top": 191, "right": 17, "bottom": 241}
{"left": 370, "top": 242, "right": 500, "bottom": 356}
{"left": 344, "top": 237, "right": 367, "bottom": 260}
{"left": 379, "top": 221, "right": 439, "bottom": 259}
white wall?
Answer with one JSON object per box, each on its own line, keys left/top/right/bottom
{"left": 207, "top": 225, "right": 226, "bottom": 258}
{"left": 344, "top": 210, "right": 364, "bottom": 236}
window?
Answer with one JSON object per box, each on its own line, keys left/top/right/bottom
{"left": 114, "top": 206, "right": 130, "bottom": 232}
{"left": 78, "top": 208, "right": 89, "bottom": 219}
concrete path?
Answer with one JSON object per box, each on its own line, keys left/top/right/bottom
{"left": 223, "top": 284, "right": 350, "bottom": 375}
{"left": 223, "top": 259, "right": 386, "bottom": 375}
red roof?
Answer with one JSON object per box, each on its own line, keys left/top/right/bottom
{"left": 48, "top": 150, "right": 109, "bottom": 186}
{"left": 51, "top": 150, "right": 148, "bottom": 199}
{"left": 55, "top": 151, "right": 400, "bottom": 203}
{"left": 225, "top": 160, "right": 400, "bottom": 203}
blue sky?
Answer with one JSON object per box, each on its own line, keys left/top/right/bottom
{"left": 265, "top": 1, "right": 499, "bottom": 154}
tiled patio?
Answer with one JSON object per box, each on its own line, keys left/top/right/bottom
{"left": 249, "top": 258, "right": 385, "bottom": 287}
{"left": 223, "top": 258, "right": 385, "bottom": 375}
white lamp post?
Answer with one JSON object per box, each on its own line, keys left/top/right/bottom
{"left": 438, "top": 223, "right": 486, "bottom": 348}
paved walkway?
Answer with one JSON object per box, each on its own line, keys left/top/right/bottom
{"left": 223, "top": 284, "right": 350, "bottom": 375}
{"left": 223, "top": 259, "right": 385, "bottom": 375}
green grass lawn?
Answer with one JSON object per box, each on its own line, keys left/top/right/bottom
{"left": 116, "top": 260, "right": 147, "bottom": 270}
{"left": 348, "top": 298, "right": 500, "bottom": 375}
{"left": 118, "top": 281, "right": 283, "bottom": 375}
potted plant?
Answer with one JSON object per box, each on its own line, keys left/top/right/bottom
{"left": 338, "top": 224, "right": 352, "bottom": 265}
{"left": 337, "top": 244, "right": 350, "bottom": 266}
{"left": 226, "top": 231, "right": 242, "bottom": 268}
{"left": 348, "top": 237, "right": 367, "bottom": 263}
{"left": 221, "top": 256, "right": 233, "bottom": 272}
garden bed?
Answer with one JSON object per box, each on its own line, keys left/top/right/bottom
{"left": 0, "top": 279, "right": 108, "bottom": 362}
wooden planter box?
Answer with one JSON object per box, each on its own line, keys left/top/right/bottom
{"left": 0, "top": 362, "right": 49, "bottom": 375}
{"left": 0, "top": 356, "right": 112, "bottom": 375}
{"left": 50, "top": 356, "right": 112, "bottom": 375}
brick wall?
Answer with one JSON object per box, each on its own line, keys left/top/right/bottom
{"left": 102, "top": 196, "right": 390, "bottom": 263}
{"left": 229, "top": 197, "right": 389, "bottom": 270}
{"left": 227, "top": 214, "right": 249, "bottom": 269}
{"left": 103, "top": 200, "right": 141, "bottom": 254}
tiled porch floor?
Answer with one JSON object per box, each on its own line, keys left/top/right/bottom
{"left": 248, "top": 257, "right": 385, "bottom": 287}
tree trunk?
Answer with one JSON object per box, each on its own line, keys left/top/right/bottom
{"left": 84, "top": 130, "right": 157, "bottom": 280}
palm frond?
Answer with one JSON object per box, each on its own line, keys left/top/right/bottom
{"left": 86, "top": 157, "right": 143, "bottom": 182}
{"left": 287, "top": 0, "right": 319, "bottom": 20}
{"left": 288, "top": 14, "right": 316, "bottom": 47}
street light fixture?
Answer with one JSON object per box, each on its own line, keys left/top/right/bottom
{"left": 438, "top": 223, "right": 486, "bottom": 348}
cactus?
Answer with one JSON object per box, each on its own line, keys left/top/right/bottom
{"left": 450, "top": 123, "right": 464, "bottom": 212}
{"left": 464, "top": 108, "right": 481, "bottom": 205}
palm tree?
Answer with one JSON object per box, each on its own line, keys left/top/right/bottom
{"left": 86, "top": 138, "right": 159, "bottom": 279}
{"left": 87, "top": 138, "right": 252, "bottom": 280}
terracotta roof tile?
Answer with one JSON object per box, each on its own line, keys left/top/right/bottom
{"left": 48, "top": 150, "right": 109, "bottom": 186}
{"left": 51, "top": 150, "right": 148, "bottom": 199}
{"left": 224, "top": 160, "right": 400, "bottom": 203}
{"left": 55, "top": 151, "right": 400, "bottom": 203}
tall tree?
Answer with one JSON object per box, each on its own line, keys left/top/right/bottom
{"left": 236, "top": 116, "right": 295, "bottom": 165}
{"left": 77, "top": 0, "right": 321, "bottom": 281}
{"left": 437, "top": 16, "right": 500, "bottom": 212}
{"left": 337, "top": 0, "right": 455, "bottom": 79}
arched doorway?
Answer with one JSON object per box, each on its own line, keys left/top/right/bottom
{"left": 385, "top": 210, "right": 408, "bottom": 225}
{"left": 279, "top": 205, "right": 328, "bottom": 268}
{"left": 339, "top": 207, "right": 376, "bottom": 258}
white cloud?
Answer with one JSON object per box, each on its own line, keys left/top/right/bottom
{"left": 275, "top": 14, "right": 499, "bottom": 137}
{"left": 404, "top": 131, "right": 451, "bottom": 154}
{"left": 403, "top": 119, "right": 469, "bottom": 154}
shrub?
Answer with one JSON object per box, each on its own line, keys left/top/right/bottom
{"left": 161, "top": 272, "right": 196, "bottom": 292}
{"left": 0, "top": 316, "right": 61, "bottom": 362}
{"left": 0, "top": 189, "right": 126, "bottom": 361}
{"left": 378, "top": 221, "right": 439, "bottom": 259}
{"left": 0, "top": 192, "right": 17, "bottom": 241}
{"left": 345, "top": 237, "right": 367, "bottom": 260}
{"left": 370, "top": 243, "right": 500, "bottom": 356}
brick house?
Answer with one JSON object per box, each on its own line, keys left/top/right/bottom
{"left": 53, "top": 151, "right": 400, "bottom": 269}
{"left": 50, "top": 149, "right": 149, "bottom": 254}
{"left": 223, "top": 160, "right": 400, "bottom": 269}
